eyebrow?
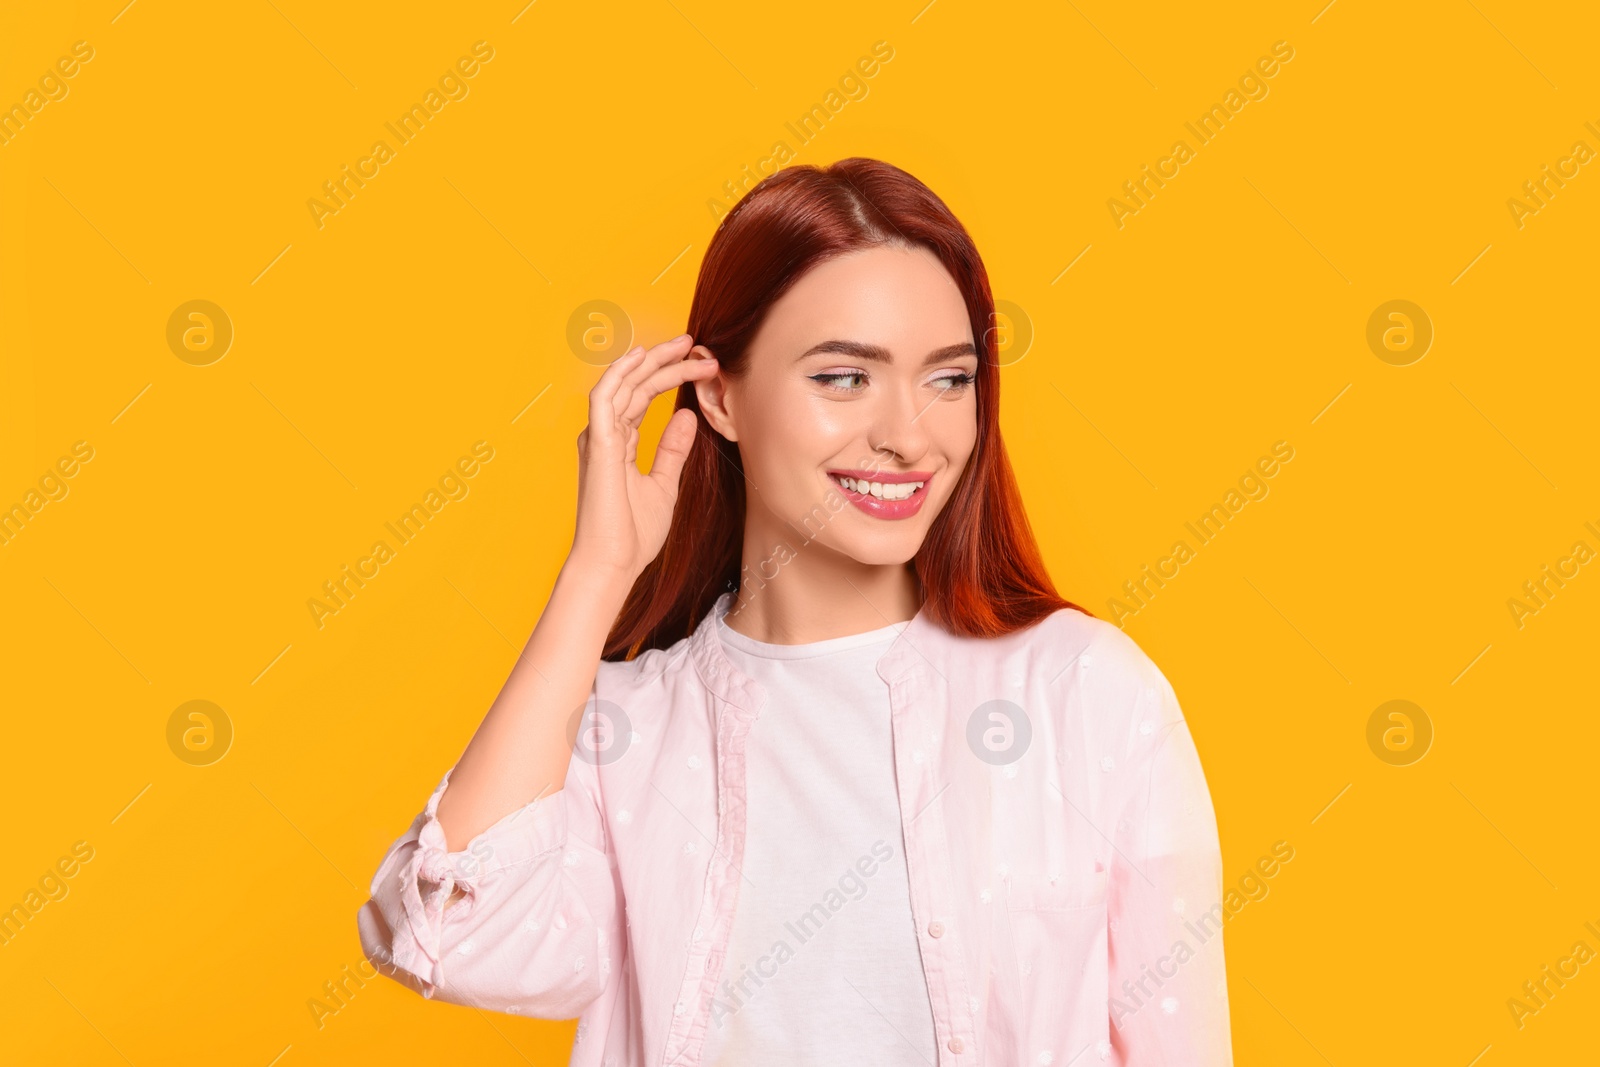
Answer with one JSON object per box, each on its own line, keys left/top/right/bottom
{"left": 796, "top": 339, "right": 978, "bottom": 366}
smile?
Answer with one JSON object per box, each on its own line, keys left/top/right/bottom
{"left": 835, "top": 475, "right": 925, "bottom": 501}
{"left": 826, "top": 469, "right": 933, "bottom": 519}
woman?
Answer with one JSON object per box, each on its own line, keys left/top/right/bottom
{"left": 358, "top": 157, "right": 1232, "bottom": 1066}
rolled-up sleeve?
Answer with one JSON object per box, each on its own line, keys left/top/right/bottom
{"left": 356, "top": 750, "right": 621, "bottom": 1020}
{"left": 1106, "top": 667, "right": 1232, "bottom": 1065}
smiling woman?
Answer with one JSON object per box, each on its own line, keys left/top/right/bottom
{"left": 608, "top": 161, "right": 1072, "bottom": 648}
{"left": 358, "top": 158, "right": 1233, "bottom": 1067}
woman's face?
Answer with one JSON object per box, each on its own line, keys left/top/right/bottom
{"left": 695, "top": 242, "right": 980, "bottom": 567}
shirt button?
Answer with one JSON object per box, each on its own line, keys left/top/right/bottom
{"left": 948, "top": 1037, "right": 965, "bottom": 1054}
{"left": 928, "top": 921, "right": 944, "bottom": 938}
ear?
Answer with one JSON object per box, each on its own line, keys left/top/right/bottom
{"left": 690, "top": 344, "right": 738, "bottom": 441}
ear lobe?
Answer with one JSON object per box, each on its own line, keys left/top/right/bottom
{"left": 689, "top": 346, "right": 736, "bottom": 441}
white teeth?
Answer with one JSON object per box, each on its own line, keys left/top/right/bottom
{"left": 837, "top": 476, "right": 925, "bottom": 501}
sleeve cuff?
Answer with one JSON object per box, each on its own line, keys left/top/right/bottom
{"left": 389, "top": 765, "right": 570, "bottom": 989}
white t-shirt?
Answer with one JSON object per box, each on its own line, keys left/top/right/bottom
{"left": 698, "top": 600, "right": 938, "bottom": 1066}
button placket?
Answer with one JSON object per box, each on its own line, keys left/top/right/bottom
{"left": 893, "top": 669, "right": 979, "bottom": 1066}
{"left": 661, "top": 683, "right": 761, "bottom": 1067}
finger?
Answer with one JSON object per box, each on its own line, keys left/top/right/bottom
{"left": 647, "top": 407, "right": 699, "bottom": 490}
{"left": 618, "top": 351, "right": 719, "bottom": 427}
{"left": 614, "top": 334, "right": 695, "bottom": 412}
{"left": 591, "top": 345, "right": 648, "bottom": 408}
{"left": 589, "top": 345, "right": 649, "bottom": 445}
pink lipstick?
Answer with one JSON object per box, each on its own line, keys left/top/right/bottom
{"left": 826, "top": 468, "right": 933, "bottom": 520}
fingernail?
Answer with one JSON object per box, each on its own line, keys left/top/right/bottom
{"left": 675, "top": 332, "right": 691, "bottom": 341}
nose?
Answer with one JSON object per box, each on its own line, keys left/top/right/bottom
{"left": 867, "top": 377, "right": 932, "bottom": 467}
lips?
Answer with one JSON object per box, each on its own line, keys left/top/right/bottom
{"left": 827, "top": 469, "right": 933, "bottom": 520}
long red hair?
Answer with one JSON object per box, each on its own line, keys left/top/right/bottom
{"left": 602, "top": 157, "right": 1089, "bottom": 660}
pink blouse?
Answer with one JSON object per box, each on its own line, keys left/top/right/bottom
{"left": 357, "top": 591, "right": 1233, "bottom": 1066}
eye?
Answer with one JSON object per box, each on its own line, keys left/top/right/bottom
{"left": 810, "top": 371, "right": 868, "bottom": 392}
{"left": 808, "top": 369, "right": 976, "bottom": 395}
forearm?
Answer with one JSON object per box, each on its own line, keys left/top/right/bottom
{"left": 434, "top": 551, "right": 635, "bottom": 852}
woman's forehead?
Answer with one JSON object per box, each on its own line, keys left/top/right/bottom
{"left": 754, "top": 246, "right": 973, "bottom": 357}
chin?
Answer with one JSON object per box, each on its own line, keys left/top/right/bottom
{"left": 830, "top": 532, "right": 924, "bottom": 568}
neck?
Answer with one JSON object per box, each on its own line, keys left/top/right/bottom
{"left": 724, "top": 543, "right": 920, "bottom": 645}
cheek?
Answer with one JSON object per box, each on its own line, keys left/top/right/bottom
{"left": 932, "top": 405, "right": 979, "bottom": 471}
{"left": 739, "top": 395, "right": 841, "bottom": 501}
{"left": 754, "top": 381, "right": 854, "bottom": 454}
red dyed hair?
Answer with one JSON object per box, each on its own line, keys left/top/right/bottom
{"left": 602, "top": 157, "right": 1089, "bottom": 660}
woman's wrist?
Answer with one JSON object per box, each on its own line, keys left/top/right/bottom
{"left": 559, "top": 545, "right": 640, "bottom": 603}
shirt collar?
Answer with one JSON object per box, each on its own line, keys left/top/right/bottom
{"left": 687, "top": 592, "right": 764, "bottom": 716}
{"left": 689, "top": 590, "right": 937, "bottom": 712}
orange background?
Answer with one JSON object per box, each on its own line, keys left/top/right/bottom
{"left": 2, "top": 0, "right": 1597, "bottom": 1063}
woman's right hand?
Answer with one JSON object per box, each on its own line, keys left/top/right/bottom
{"left": 571, "top": 333, "right": 720, "bottom": 579}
